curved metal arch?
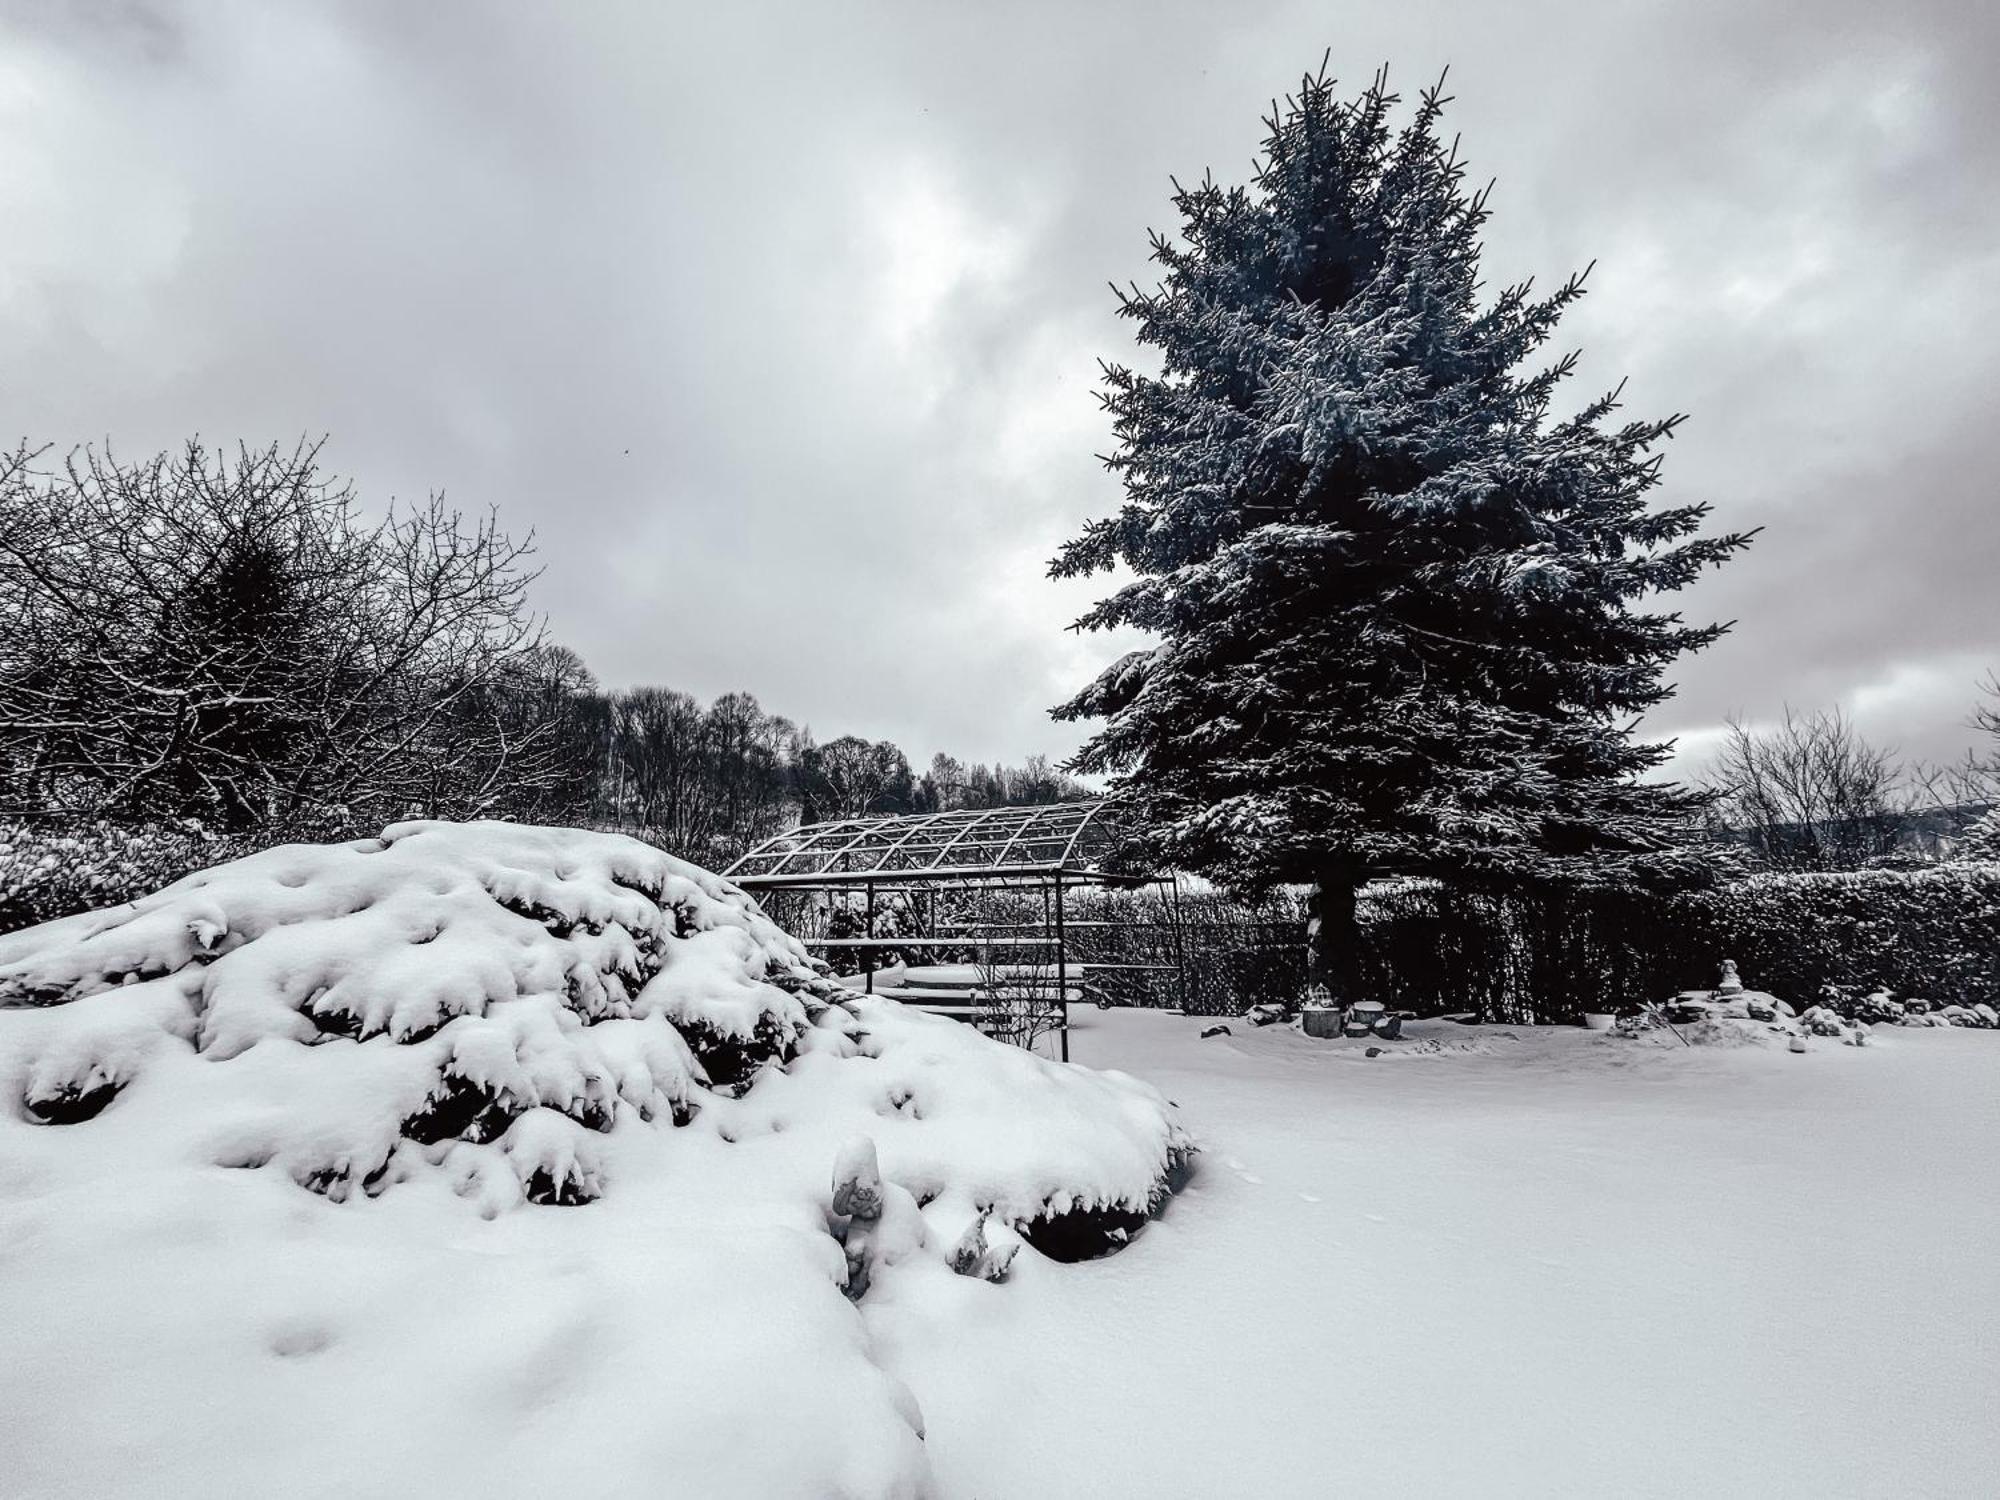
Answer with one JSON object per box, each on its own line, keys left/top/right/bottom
{"left": 875, "top": 806, "right": 967, "bottom": 869}
{"left": 929, "top": 803, "right": 1009, "bottom": 868}
{"left": 723, "top": 798, "right": 1119, "bottom": 884}
{"left": 818, "top": 814, "right": 903, "bottom": 874}
{"left": 1055, "top": 798, "right": 1111, "bottom": 867}
{"left": 992, "top": 801, "right": 1068, "bottom": 868}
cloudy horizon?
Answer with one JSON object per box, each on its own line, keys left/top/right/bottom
{"left": 4, "top": 0, "right": 1995, "bottom": 782}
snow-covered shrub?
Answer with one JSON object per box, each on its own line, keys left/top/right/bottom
{"left": 0, "top": 823, "right": 1193, "bottom": 1493}
{"left": 1797, "top": 1004, "right": 1862, "bottom": 1040}
{"left": 0, "top": 820, "right": 1189, "bottom": 1225}
{"left": 3, "top": 828, "right": 1200, "bottom": 1488}
{"left": 1, "top": 820, "right": 259, "bottom": 935}
{"left": 1354, "top": 863, "right": 2000, "bottom": 1021}
{"left": 1681, "top": 863, "right": 2000, "bottom": 1013}
{"left": 1809, "top": 983, "right": 1998, "bottom": 1030}
{"left": 1955, "top": 807, "right": 2000, "bottom": 862}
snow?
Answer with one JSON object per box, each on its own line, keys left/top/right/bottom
{"left": 6, "top": 826, "right": 1995, "bottom": 1495}
{"left": 870, "top": 1010, "right": 2000, "bottom": 1497}
{"left": 0, "top": 822, "right": 1186, "bottom": 1498}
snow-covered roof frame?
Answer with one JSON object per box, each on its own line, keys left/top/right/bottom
{"left": 724, "top": 798, "right": 1142, "bottom": 890}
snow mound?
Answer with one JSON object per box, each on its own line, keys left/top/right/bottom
{"left": 1646, "top": 981, "right": 1871, "bottom": 1049}
{"left": 0, "top": 819, "right": 1187, "bottom": 1220}
{"left": 0, "top": 822, "right": 1189, "bottom": 1495}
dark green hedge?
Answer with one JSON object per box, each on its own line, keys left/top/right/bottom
{"left": 0, "top": 815, "right": 361, "bottom": 936}
{"left": 1680, "top": 864, "right": 2000, "bottom": 1013}
{"left": 1356, "top": 864, "right": 2000, "bottom": 1022}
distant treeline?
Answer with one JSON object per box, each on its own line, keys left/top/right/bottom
{"left": 530, "top": 663, "right": 1090, "bottom": 867}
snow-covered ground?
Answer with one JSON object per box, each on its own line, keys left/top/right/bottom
{"left": 4, "top": 827, "right": 1995, "bottom": 1499}
{"left": 873, "top": 1010, "right": 2000, "bottom": 1497}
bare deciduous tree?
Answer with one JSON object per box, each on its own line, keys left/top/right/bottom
{"left": 1700, "top": 708, "right": 1907, "bottom": 869}
{"left": 807, "top": 736, "right": 913, "bottom": 820}
{"left": 1970, "top": 672, "right": 2000, "bottom": 780}
{"left": 0, "top": 437, "right": 559, "bottom": 828}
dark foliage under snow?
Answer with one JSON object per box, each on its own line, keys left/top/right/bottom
{"left": 1354, "top": 862, "right": 2000, "bottom": 1021}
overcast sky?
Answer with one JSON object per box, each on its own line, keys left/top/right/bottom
{"left": 3, "top": 0, "right": 1995, "bottom": 779}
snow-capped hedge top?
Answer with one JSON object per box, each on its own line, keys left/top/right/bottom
{"left": 1704, "top": 859, "right": 2000, "bottom": 899}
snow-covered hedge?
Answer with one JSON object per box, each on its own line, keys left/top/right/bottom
{"left": 1356, "top": 862, "right": 2000, "bottom": 1020}
{"left": 1, "top": 819, "right": 266, "bottom": 934}
{"left": 1674, "top": 862, "right": 2000, "bottom": 1012}
{"left": 0, "top": 820, "right": 1190, "bottom": 1494}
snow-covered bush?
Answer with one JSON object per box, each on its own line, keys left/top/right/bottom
{"left": 0, "top": 821, "right": 1191, "bottom": 1492}
{"left": 1354, "top": 862, "right": 2000, "bottom": 1020}
{"left": 1955, "top": 807, "right": 2000, "bottom": 862}
{"left": 1809, "top": 983, "right": 1998, "bottom": 1030}
{"left": 1683, "top": 862, "right": 2000, "bottom": 1013}
{"left": 1, "top": 820, "right": 263, "bottom": 935}
{"left": 1796, "top": 1004, "right": 1865, "bottom": 1041}
{"left": 0, "top": 820, "right": 1188, "bottom": 1222}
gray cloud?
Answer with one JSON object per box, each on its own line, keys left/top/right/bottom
{"left": 1, "top": 0, "right": 1993, "bottom": 776}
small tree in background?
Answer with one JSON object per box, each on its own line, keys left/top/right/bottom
{"left": 805, "top": 736, "right": 915, "bottom": 819}
{"left": 1700, "top": 708, "right": 1907, "bottom": 869}
{"left": 1945, "top": 674, "right": 2000, "bottom": 859}
{"left": 1051, "top": 64, "right": 1752, "bottom": 1002}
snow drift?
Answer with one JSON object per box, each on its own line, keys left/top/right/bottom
{"left": 0, "top": 821, "right": 1189, "bottom": 1498}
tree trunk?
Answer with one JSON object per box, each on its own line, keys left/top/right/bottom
{"left": 1309, "top": 865, "right": 1363, "bottom": 1007}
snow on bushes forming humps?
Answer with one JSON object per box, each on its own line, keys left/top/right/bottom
{"left": 0, "top": 820, "right": 1187, "bottom": 1229}
{"left": 1634, "top": 960, "right": 2000, "bottom": 1050}
{"left": 0, "top": 822, "right": 1189, "bottom": 1495}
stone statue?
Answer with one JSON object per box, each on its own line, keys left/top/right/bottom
{"left": 1716, "top": 959, "right": 1744, "bottom": 996}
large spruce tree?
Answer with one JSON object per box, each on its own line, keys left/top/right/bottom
{"left": 1051, "top": 66, "right": 1752, "bottom": 1000}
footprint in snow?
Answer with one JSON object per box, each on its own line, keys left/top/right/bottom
{"left": 267, "top": 1322, "right": 334, "bottom": 1358}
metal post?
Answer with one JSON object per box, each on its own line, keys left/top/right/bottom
{"left": 864, "top": 879, "right": 876, "bottom": 995}
{"left": 1167, "top": 873, "right": 1189, "bottom": 1013}
{"left": 1055, "top": 875, "right": 1068, "bottom": 1062}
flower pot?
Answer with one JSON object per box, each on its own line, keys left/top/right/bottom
{"left": 1581, "top": 1013, "right": 1616, "bottom": 1032}
{"left": 1300, "top": 1006, "right": 1342, "bottom": 1040}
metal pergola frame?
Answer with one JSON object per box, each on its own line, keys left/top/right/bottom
{"left": 723, "top": 799, "right": 1180, "bottom": 1060}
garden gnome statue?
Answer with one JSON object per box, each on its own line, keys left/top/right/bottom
{"left": 1716, "top": 959, "right": 1744, "bottom": 997}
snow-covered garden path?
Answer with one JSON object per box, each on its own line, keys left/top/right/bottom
{"left": 869, "top": 1012, "right": 2000, "bottom": 1498}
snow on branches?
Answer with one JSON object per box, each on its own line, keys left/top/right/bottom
{"left": 1052, "top": 64, "right": 1752, "bottom": 910}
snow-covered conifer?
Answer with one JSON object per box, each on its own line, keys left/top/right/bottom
{"left": 1052, "top": 64, "right": 1751, "bottom": 997}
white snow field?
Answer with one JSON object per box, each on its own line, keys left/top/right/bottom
{"left": 3, "top": 827, "right": 1995, "bottom": 1498}
{"left": 0, "top": 822, "right": 1186, "bottom": 1500}
{"left": 873, "top": 1009, "right": 2000, "bottom": 1498}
